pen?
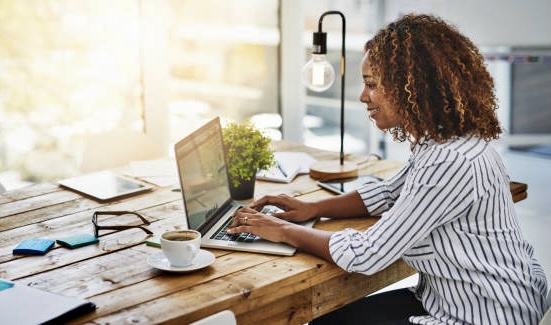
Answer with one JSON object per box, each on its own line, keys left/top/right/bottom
{"left": 276, "top": 161, "right": 288, "bottom": 178}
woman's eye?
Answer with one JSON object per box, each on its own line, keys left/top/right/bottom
{"left": 365, "top": 82, "right": 377, "bottom": 89}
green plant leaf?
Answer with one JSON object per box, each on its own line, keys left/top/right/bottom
{"left": 222, "top": 119, "right": 275, "bottom": 187}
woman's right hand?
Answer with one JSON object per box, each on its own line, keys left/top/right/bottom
{"left": 250, "top": 194, "right": 318, "bottom": 223}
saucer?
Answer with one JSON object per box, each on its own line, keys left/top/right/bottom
{"left": 147, "top": 249, "right": 215, "bottom": 273}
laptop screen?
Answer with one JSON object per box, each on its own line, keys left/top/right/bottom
{"left": 174, "top": 117, "right": 232, "bottom": 230}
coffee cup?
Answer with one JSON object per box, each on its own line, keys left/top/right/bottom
{"left": 160, "top": 230, "right": 201, "bottom": 267}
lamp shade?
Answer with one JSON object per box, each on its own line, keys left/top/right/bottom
{"left": 301, "top": 54, "right": 335, "bottom": 92}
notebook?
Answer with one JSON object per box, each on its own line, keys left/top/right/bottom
{"left": 174, "top": 117, "right": 315, "bottom": 256}
{"left": 256, "top": 151, "right": 318, "bottom": 183}
{"left": 256, "top": 159, "right": 300, "bottom": 183}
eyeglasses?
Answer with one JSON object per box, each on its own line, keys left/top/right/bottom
{"left": 92, "top": 211, "right": 153, "bottom": 238}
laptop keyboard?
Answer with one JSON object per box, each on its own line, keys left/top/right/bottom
{"left": 210, "top": 206, "right": 280, "bottom": 242}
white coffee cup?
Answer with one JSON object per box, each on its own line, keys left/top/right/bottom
{"left": 160, "top": 230, "right": 201, "bottom": 267}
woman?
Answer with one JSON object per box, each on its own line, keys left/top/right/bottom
{"left": 228, "top": 14, "right": 548, "bottom": 324}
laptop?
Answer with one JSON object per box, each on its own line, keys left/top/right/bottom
{"left": 174, "top": 117, "right": 315, "bottom": 256}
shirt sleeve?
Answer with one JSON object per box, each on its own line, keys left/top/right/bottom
{"left": 330, "top": 148, "right": 476, "bottom": 274}
{"left": 356, "top": 162, "right": 410, "bottom": 217}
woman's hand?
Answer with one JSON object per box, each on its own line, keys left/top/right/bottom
{"left": 227, "top": 206, "right": 334, "bottom": 262}
{"left": 227, "top": 207, "right": 295, "bottom": 243}
{"left": 249, "top": 194, "right": 318, "bottom": 222}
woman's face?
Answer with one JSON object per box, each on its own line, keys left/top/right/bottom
{"left": 359, "top": 52, "right": 400, "bottom": 130}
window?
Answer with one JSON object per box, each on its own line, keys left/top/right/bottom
{"left": 0, "top": 0, "right": 280, "bottom": 188}
{"left": 0, "top": 1, "right": 143, "bottom": 184}
{"left": 165, "top": 0, "right": 280, "bottom": 143}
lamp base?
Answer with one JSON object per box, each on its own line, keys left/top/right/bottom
{"left": 309, "top": 160, "right": 358, "bottom": 181}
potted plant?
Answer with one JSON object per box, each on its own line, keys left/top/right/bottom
{"left": 222, "top": 119, "right": 275, "bottom": 200}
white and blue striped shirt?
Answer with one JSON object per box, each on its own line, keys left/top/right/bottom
{"left": 329, "top": 137, "right": 548, "bottom": 324}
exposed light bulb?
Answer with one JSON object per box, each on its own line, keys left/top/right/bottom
{"left": 301, "top": 54, "right": 335, "bottom": 92}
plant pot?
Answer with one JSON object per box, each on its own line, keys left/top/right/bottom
{"left": 229, "top": 175, "right": 256, "bottom": 200}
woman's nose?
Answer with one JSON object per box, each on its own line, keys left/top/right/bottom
{"left": 360, "top": 89, "right": 370, "bottom": 103}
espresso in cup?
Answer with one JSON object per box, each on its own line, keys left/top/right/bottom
{"left": 161, "top": 230, "right": 201, "bottom": 267}
{"left": 163, "top": 232, "right": 199, "bottom": 241}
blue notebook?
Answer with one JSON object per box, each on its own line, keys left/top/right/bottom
{"left": 12, "top": 238, "right": 55, "bottom": 255}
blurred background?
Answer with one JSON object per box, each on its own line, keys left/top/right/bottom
{"left": 1, "top": 0, "right": 549, "bottom": 186}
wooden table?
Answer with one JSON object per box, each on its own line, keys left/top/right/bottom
{"left": 0, "top": 141, "right": 523, "bottom": 324}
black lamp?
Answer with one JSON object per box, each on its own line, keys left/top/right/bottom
{"left": 302, "top": 10, "right": 358, "bottom": 181}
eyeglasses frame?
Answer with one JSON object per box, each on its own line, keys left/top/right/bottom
{"left": 92, "top": 210, "right": 153, "bottom": 238}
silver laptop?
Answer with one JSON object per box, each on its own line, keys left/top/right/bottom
{"left": 174, "top": 117, "right": 315, "bottom": 256}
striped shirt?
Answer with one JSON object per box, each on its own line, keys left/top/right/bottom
{"left": 329, "top": 137, "right": 549, "bottom": 324}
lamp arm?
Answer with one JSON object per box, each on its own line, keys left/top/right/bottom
{"left": 318, "top": 11, "right": 346, "bottom": 165}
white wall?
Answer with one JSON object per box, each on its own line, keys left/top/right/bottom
{"left": 385, "top": 0, "right": 551, "bottom": 47}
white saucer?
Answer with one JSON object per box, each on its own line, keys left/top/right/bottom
{"left": 147, "top": 249, "right": 215, "bottom": 273}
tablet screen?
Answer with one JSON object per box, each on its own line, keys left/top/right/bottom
{"left": 317, "top": 174, "right": 382, "bottom": 195}
{"left": 58, "top": 171, "right": 153, "bottom": 201}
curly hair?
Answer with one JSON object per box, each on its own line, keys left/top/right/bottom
{"left": 365, "top": 14, "right": 502, "bottom": 143}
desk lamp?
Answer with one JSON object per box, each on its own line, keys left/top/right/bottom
{"left": 302, "top": 10, "right": 358, "bottom": 180}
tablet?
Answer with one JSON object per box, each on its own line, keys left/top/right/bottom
{"left": 317, "top": 174, "right": 382, "bottom": 195}
{"left": 58, "top": 171, "right": 153, "bottom": 201}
